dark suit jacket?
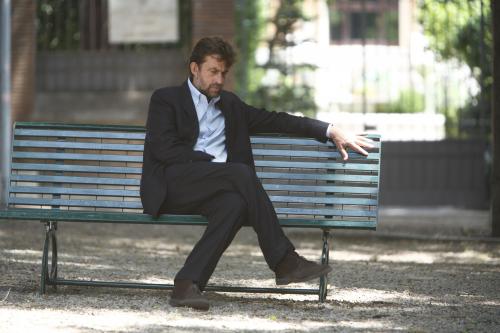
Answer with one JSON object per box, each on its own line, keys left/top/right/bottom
{"left": 140, "top": 81, "right": 330, "bottom": 217}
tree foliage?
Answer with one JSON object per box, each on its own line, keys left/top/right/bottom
{"left": 236, "top": 0, "right": 318, "bottom": 116}
{"left": 235, "top": 0, "right": 265, "bottom": 101}
{"left": 419, "top": 0, "right": 492, "bottom": 138}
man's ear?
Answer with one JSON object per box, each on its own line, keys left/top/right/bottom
{"left": 190, "top": 62, "right": 199, "bottom": 78}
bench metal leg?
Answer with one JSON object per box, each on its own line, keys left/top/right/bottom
{"left": 40, "top": 221, "right": 58, "bottom": 294}
{"left": 319, "top": 229, "right": 330, "bottom": 302}
{"left": 37, "top": 221, "right": 329, "bottom": 301}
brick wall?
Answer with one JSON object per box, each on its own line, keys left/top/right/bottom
{"left": 192, "top": 0, "right": 235, "bottom": 43}
{"left": 191, "top": 0, "right": 236, "bottom": 89}
{"left": 11, "top": 0, "right": 36, "bottom": 121}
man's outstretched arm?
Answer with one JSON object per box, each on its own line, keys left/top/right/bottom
{"left": 240, "top": 96, "right": 374, "bottom": 160}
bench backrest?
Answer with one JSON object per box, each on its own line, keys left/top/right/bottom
{"left": 9, "top": 122, "right": 382, "bottom": 229}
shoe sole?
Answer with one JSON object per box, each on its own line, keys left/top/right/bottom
{"left": 276, "top": 265, "right": 333, "bottom": 285}
{"left": 169, "top": 298, "right": 210, "bottom": 311}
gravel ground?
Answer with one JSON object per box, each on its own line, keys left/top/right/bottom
{"left": 1, "top": 220, "right": 499, "bottom": 333}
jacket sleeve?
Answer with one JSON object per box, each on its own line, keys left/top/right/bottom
{"left": 240, "top": 97, "right": 330, "bottom": 142}
{"left": 145, "top": 90, "right": 213, "bottom": 165}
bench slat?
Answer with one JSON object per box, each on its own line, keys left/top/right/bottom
{"left": 269, "top": 195, "right": 377, "bottom": 205}
{"left": 9, "top": 195, "right": 376, "bottom": 207}
{"left": 257, "top": 172, "right": 378, "bottom": 182}
{"left": 11, "top": 174, "right": 140, "bottom": 186}
{"left": 13, "top": 152, "right": 143, "bottom": 163}
{"left": 252, "top": 148, "right": 380, "bottom": 160}
{"left": 14, "top": 140, "right": 143, "bottom": 151}
{"left": 11, "top": 173, "right": 375, "bottom": 188}
{"left": 279, "top": 219, "right": 376, "bottom": 228}
{"left": 250, "top": 136, "right": 381, "bottom": 148}
{"left": 11, "top": 183, "right": 376, "bottom": 196}
{"left": 275, "top": 207, "right": 376, "bottom": 217}
{"left": 15, "top": 128, "right": 381, "bottom": 148}
{"left": 254, "top": 160, "right": 379, "bottom": 171}
{"left": 10, "top": 197, "right": 375, "bottom": 210}
{"left": 14, "top": 141, "right": 379, "bottom": 159}
{"left": 15, "top": 128, "right": 145, "bottom": 140}
{"left": 13, "top": 153, "right": 378, "bottom": 170}
{"left": 12, "top": 163, "right": 142, "bottom": 174}
{"left": 10, "top": 186, "right": 139, "bottom": 197}
{"left": 263, "top": 184, "right": 378, "bottom": 194}
{"left": 9, "top": 197, "right": 142, "bottom": 209}
{"left": 11, "top": 170, "right": 378, "bottom": 185}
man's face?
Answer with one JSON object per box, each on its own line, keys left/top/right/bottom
{"left": 190, "top": 55, "right": 228, "bottom": 98}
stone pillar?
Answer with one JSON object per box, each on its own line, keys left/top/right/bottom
{"left": 11, "top": 0, "right": 35, "bottom": 121}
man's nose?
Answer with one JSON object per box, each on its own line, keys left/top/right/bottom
{"left": 214, "top": 73, "right": 224, "bottom": 84}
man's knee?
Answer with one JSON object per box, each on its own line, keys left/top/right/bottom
{"left": 227, "top": 163, "right": 256, "bottom": 184}
{"left": 222, "top": 192, "right": 247, "bottom": 216}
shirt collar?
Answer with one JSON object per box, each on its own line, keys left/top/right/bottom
{"left": 187, "top": 78, "right": 220, "bottom": 107}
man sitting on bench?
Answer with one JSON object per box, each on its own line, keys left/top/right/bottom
{"left": 140, "top": 36, "right": 374, "bottom": 310}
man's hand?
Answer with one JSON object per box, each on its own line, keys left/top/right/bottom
{"left": 328, "top": 126, "right": 375, "bottom": 161}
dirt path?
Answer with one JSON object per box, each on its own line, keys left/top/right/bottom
{"left": 1, "top": 220, "right": 499, "bottom": 332}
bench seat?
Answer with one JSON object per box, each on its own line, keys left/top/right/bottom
{"left": 0, "top": 208, "right": 376, "bottom": 228}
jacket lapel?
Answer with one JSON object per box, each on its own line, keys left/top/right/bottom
{"left": 180, "top": 80, "right": 200, "bottom": 140}
{"left": 218, "top": 92, "right": 232, "bottom": 132}
{"left": 218, "top": 92, "right": 233, "bottom": 161}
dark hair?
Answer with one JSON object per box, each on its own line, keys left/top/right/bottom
{"left": 189, "top": 36, "right": 236, "bottom": 69}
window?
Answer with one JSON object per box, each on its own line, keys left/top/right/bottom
{"left": 329, "top": 0, "right": 399, "bottom": 45}
{"left": 37, "top": 0, "right": 187, "bottom": 51}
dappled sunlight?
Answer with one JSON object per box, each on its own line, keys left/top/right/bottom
{"left": 479, "top": 300, "right": 500, "bottom": 306}
{"left": 5, "top": 258, "right": 116, "bottom": 270}
{"left": 208, "top": 277, "right": 278, "bottom": 288}
{"left": 333, "top": 287, "right": 429, "bottom": 305}
{"left": 2, "top": 249, "right": 103, "bottom": 263}
{"left": 3, "top": 258, "right": 42, "bottom": 266}
{"left": 3, "top": 249, "right": 40, "bottom": 256}
{"left": 0, "top": 306, "right": 397, "bottom": 333}
{"left": 439, "top": 249, "right": 499, "bottom": 264}
{"left": 133, "top": 277, "right": 172, "bottom": 285}
{"left": 333, "top": 249, "right": 500, "bottom": 265}
{"left": 57, "top": 261, "right": 117, "bottom": 270}
{"left": 158, "top": 315, "right": 331, "bottom": 331}
{"left": 332, "top": 319, "right": 404, "bottom": 331}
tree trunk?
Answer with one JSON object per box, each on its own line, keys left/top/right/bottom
{"left": 492, "top": 0, "right": 500, "bottom": 237}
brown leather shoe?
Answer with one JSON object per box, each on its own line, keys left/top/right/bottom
{"left": 169, "top": 279, "right": 209, "bottom": 311}
{"left": 275, "top": 251, "right": 332, "bottom": 285}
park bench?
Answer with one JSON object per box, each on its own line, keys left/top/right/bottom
{"left": 0, "top": 122, "right": 381, "bottom": 302}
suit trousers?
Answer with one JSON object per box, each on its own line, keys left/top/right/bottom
{"left": 159, "top": 161, "right": 295, "bottom": 290}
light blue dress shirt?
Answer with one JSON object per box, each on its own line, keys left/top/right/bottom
{"left": 187, "top": 78, "right": 228, "bottom": 162}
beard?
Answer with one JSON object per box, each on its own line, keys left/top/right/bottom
{"left": 201, "top": 84, "right": 222, "bottom": 98}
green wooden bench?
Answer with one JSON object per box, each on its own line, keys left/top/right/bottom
{"left": 0, "top": 122, "right": 382, "bottom": 302}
